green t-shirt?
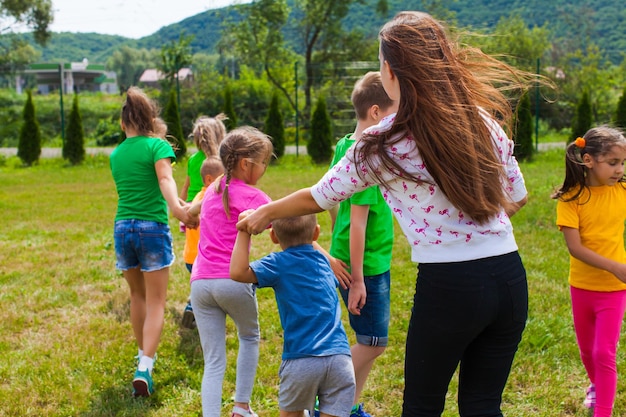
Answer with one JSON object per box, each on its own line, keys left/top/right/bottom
{"left": 186, "top": 151, "right": 207, "bottom": 202}
{"left": 110, "top": 136, "right": 176, "bottom": 224}
{"left": 329, "top": 134, "right": 393, "bottom": 276}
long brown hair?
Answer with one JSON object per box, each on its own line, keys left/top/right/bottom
{"left": 359, "top": 11, "right": 537, "bottom": 224}
{"left": 120, "top": 87, "right": 166, "bottom": 139}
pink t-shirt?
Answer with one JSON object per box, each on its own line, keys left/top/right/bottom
{"left": 191, "top": 177, "right": 271, "bottom": 281}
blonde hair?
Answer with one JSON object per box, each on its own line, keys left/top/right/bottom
{"left": 200, "top": 155, "right": 224, "bottom": 182}
{"left": 215, "top": 126, "right": 273, "bottom": 217}
{"left": 271, "top": 214, "right": 318, "bottom": 248}
{"left": 121, "top": 87, "right": 167, "bottom": 140}
{"left": 359, "top": 11, "right": 540, "bottom": 224}
{"left": 192, "top": 114, "right": 227, "bottom": 157}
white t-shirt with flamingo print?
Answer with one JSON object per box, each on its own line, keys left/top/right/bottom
{"left": 311, "top": 113, "right": 527, "bottom": 264}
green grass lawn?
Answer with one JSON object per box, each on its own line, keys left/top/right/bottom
{"left": 0, "top": 150, "right": 622, "bottom": 416}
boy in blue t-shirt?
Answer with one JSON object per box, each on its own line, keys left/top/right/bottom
{"left": 327, "top": 71, "right": 397, "bottom": 417}
{"left": 231, "top": 213, "right": 355, "bottom": 417}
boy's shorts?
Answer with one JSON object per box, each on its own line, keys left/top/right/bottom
{"left": 339, "top": 270, "right": 391, "bottom": 346}
{"left": 114, "top": 219, "right": 174, "bottom": 272}
{"left": 278, "top": 355, "right": 354, "bottom": 416}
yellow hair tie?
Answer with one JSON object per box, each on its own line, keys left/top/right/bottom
{"left": 574, "top": 137, "right": 586, "bottom": 148}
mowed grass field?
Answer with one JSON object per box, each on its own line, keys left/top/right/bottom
{"left": 0, "top": 149, "right": 624, "bottom": 416}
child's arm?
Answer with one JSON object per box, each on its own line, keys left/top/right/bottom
{"left": 562, "top": 226, "right": 626, "bottom": 283}
{"left": 155, "top": 158, "right": 198, "bottom": 228}
{"left": 230, "top": 211, "right": 259, "bottom": 284}
{"left": 347, "top": 204, "right": 369, "bottom": 315}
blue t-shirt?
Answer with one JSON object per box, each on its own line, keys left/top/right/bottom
{"left": 250, "top": 244, "right": 351, "bottom": 360}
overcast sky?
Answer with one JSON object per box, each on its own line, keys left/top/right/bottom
{"left": 47, "top": 0, "right": 251, "bottom": 39}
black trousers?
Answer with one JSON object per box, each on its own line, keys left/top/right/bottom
{"left": 402, "top": 251, "right": 528, "bottom": 417}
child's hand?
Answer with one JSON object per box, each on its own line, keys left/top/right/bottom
{"left": 329, "top": 257, "right": 351, "bottom": 290}
{"left": 612, "top": 263, "right": 626, "bottom": 284}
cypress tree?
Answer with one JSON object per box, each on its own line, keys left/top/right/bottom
{"left": 307, "top": 96, "right": 333, "bottom": 164}
{"left": 17, "top": 90, "right": 42, "bottom": 166}
{"left": 163, "top": 89, "right": 186, "bottom": 159}
{"left": 223, "top": 85, "right": 238, "bottom": 131}
{"left": 571, "top": 91, "right": 592, "bottom": 141}
{"left": 616, "top": 86, "right": 626, "bottom": 129}
{"left": 264, "top": 92, "right": 285, "bottom": 159}
{"left": 513, "top": 93, "right": 534, "bottom": 161}
{"left": 63, "top": 94, "right": 85, "bottom": 165}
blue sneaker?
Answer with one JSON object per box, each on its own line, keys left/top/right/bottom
{"left": 350, "top": 403, "right": 372, "bottom": 417}
{"left": 182, "top": 301, "right": 196, "bottom": 329}
{"left": 132, "top": 369, "right": 154, "bottom": 397}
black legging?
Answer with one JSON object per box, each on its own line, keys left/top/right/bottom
{"left": 402, "top": 251, "right": 528, "bottom": 417}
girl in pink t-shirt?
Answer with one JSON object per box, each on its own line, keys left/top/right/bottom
{"left": 189, "top": 126, "right": 273, "bottom": 417}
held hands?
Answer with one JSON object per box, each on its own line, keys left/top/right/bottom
{"left": 236, "top": 207, "right": 270, "bottom": 235}
{"left": 176, "top": 201, "right": 198, "bottom": 229}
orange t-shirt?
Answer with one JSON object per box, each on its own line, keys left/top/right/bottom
{"left": 183, "top": 186, "right": 207, "bottom": 265}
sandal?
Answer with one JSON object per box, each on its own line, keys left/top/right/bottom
{"left": 232, "top": 406, "right": 258, "bottom": 417}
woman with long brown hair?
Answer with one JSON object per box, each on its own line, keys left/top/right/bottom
{"left": 238, "top": 11, "right": 536, "bottom": 416}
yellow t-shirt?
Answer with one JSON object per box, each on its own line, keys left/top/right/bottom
{"left": 556, "top": 184, "right": 626, "bottom": 291}
{"left": 183, "top": 186, "right": 207, "bottom": 265}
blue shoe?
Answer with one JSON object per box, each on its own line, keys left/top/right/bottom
{"left": 350, "top": 403, "right": 372, "bottom": 417}
{"left": 132, "top": 369, "right": 154, "bottom": 397}
{"left": 182, "top": 301, "right": 196, "bottom": 329}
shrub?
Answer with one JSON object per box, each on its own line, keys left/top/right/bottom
{"left": 307, "top": 96, "right": 333, "bottom": 164}
{"left": 616, "top": 86, "right": 626, "bottom": 129}
{"left": 94, "top": 117, "right": 123, "bottom": 146}
{"left": 63, "top": 94, "right": 86, "bottom": 165}
{"left": 265, "top": 92, "right": 285, "bottom": 159}
{"left": 513, "top": 93, "right": 534, "bottom": 161}
{"left": 570, "top": 91, "right": 592, "bottom": 141}
{"left": 17, "top": 90, "right": 42, "bottom": 166}
{"left": 163, "top": 89, "right": 186, "bottom": 159}
{"left": 223, "top": 85, "right": 238, "bottom": 131}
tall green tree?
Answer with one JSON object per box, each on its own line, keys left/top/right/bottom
{"left": 17, "top": 90, "right": 41, "bottom": 166}
{"left": 163, "top": 89, "right": 186, "bottom": 159}
{"left": 0, "top": 0, "right": 52, "bottom": 45}
{"left": 224, "top": 0, "right": 297, "bottom": 111}
{"left": 513, "top": 93, "right": 533, "bottom": 161}
{"left": 223, "top": 85, "right": 238, "bottom": 131}
{"left": 264, "top": 92, "right": 285, "bottom": 158}
{"left": 307, "top": 96, "right": 332, "bottom": 164}
{"left": 63, "top": 95, "right": 86, "bottom": 165}
{"left": 160, "top": 33, "right": 194, "bottom": 109}
{"left": 616, "top": 86, "right": 626, "bottom": 129}
{"left": 224, "top": 0, "right": 390, "bottom": 121}
{"left": 0, "top": 0, "right": 52, "bottom": 77}
{"left": 107, "top": 46, "right": 159, "bottom": 90}
{"left": 571, "top": 90, "right": 593, "bottom": 142}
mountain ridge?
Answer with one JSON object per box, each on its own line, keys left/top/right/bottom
{"left": 29, "top": 0, "right": 625, "bottom": 64}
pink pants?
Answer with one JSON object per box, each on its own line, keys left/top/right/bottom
{"left": 571, "top": 286, "right": 626, "bottom": 417}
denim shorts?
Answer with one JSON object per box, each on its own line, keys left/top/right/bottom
{"left": 114, "top": 219, "right": 174, "bottom": 272}
{"left": 339, "top": 270, "right": 391, "bottom": 346}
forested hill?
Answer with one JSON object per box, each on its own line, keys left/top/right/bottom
{"left": 33, "top": 0, "right": 624, "bottom": 64}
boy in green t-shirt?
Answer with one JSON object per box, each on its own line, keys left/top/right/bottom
{"left": 327, "top": 71, "right": 397, "bottom": 417}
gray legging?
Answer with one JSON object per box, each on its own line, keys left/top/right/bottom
{"left": 190, "top": 278, "right": 260, "bottom": 417}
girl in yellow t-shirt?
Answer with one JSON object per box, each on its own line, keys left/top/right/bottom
{"left": 553, "top": 126, "right": 626, "bottom": 417}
